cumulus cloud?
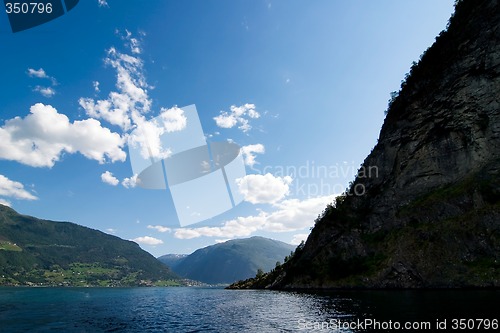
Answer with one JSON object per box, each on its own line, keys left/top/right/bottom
{"left": 0, "top": 198, "right": 11, "bottom": 207}
{"left": 0, "top": 103, "right": 126, "bottom": 168}
{"left": 122, "top": 174, "right": 138, "bottom": 188}
{"left": 132, "top": 236, "right": 163, "bottom": 245}
{"left": 34, "top": 86, "right": 56, "bottom": 98}
{"left": 291, "top": 233, "right": 309, "bottom": 245}
{"left": 79, "top": 46, "right": 152, "bottom": 131}
{"left": 147, "top": 225, "right": 171, "bottom": 233}
{"left": 127, "top": 106, "right": 186, "bottom": 160}
{"left": 80, "top": 41, "right": 186, "bottom": 163}
{"left": 127, "top": 118, "right": 171, "bottom": 160}
{"left": 264, "top": 197, "right": 335, "bottom": 231}
{"left": 101, "top": 171, "right": 119, "bottom": 186}
{"left": 241, "top": 144, "right": 265, "bottom": 167}
{"left": 93, "top": 81, "right": 100, "bottom": 92}
{"left": 174, "top": 194, "right": 335, "bottom": 239}
{"left": 28, "top": 68, "right": 57, "bottom": 94}
{"left": 214, "top": 104, "right": 260, "bottom": 132}
{"left": 97, "top": 0, "right": 108, "bottom": 7}
{"left": 214, "top": 113, "right": 237, "bottom": 128}
{"left": 0, "top": 174, "right": 38, "bottom": 201}
{"left": 101, "top": 173, "right": 140, "bottom": 189}
{"left": 159, "top": 106, "right": 187, "bottom": 132}
{"left": 237, "top": 173, "right": 292, "bottom": 204}
{"left": 121, "top": 29, "right": 142, "bottom": 54}
{"left": 27, "top": 68, "right": 48, "bottom": 79}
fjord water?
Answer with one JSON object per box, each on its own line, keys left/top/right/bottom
{"left": 0, "top": 287, "right": 498, "bottom": 332}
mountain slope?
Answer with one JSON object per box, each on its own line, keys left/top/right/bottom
{"left": 168, "top": 237, "right": 295, "bottom": 284}
{"left": 230, "top": 0, "right": 500, "bottom": 289}
{"left": 0, "top": 204, "right": 177, "bottom": 286}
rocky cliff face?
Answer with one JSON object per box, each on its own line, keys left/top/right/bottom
{"left": 230, "top": 0, "right": 500, "bottom": 289}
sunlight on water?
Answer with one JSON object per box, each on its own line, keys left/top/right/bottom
{"left": 0, "top": 287, "right": 498, "bottom": 332}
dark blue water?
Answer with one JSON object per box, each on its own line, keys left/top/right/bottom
{"left": 0, "top": 287, "right": 498, "bottom": 332}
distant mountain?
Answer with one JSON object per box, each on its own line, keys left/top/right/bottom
{"left": 164, "top": 237, "right": 295, "bottom": 284}
{"left": 157, "top": 254, "right": 188, "bottom": 270}
{"left": 0, "top": 204, "right": 178, "bottom": 286}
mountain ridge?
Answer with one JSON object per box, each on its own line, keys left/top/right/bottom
{"left": 161, "top": 236, "right": 295, "bottom": 284}
{"left": 0, "top": 204, "right": 178, "bottom": 286}
{"left": 157, "top": 254, "right": 188, "bottom": 270}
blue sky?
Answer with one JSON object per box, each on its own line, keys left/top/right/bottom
{"left": 0, "top": 0, "right": 455, "bottom": 256}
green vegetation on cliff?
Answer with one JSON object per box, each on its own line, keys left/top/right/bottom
{"left": 229, "top": 0, "right": 500, "bottom": 290}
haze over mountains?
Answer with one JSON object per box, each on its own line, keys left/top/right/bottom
{"left": 158, "top": 254, "right": 188, "bottom": 271}
{"left": 0, "top": 203, "right": 297, "bottom": 286}
{"left": 159, "top": 237, "right": 295, "bottom": 284}
{"left": 230, "top": 0, "right": 500, "bottom": 290}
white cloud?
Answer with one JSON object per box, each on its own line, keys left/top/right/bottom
{"left": 106, "top": 228, "right": 116, "bottom": 234}
{"left": 127, "top": 119, "right": 171, "bottom": 160}
{"left": 28, "top": 68, "right": 57, "bottom": 96}
{"left": 241, "top": 144, "right": 265, "bottom": 167}
{"left": 147, "top": 225, "right": 171, "bottom": 233}
{"left": 174, "top": 194, "right": 335, "bottom": 239}
{"left": 291, "top": 233, "right": 309, "bottom": 245}
{"left": 237, "top": 173, "right": 292, "bottom": 204}
{"left": 97, "top": 0, "right": 108, "bottom": 7}
{"left": 159, "top": 106, "right": 187, "bottom": 132}
{"left": 214, "top": 104, "right": 260, "bottom": 132}
{"left": 34, "top": 86, "right": 56, "bottom": 98}
{"left": 79, "top": 47, "right": 151, "bottom": 131}
{"left": 27, "top": 68, "right": 48, "bottom": 79}
{"left": 0, "top": 174, "right": 38, "bottom": 201}
{"left": 79, "top": 97, "right": 128, "bottom": 129}
{"left": 80, "top": 36, "right": 190, "bottom": 168}
{"left": 80, "top": 42, "right": 184, "bottom": 163}
{"left": 214, "top": 113, "right": 237, "bottom": 128}
{"left": 93, "top": 81, "right": 100, "bottom": 92}
{"left": 101, "top": 171, "right": 119, "bottom": 186}
{"left": 27, "top": 68, "right": 57, "bottom": 85}
{"left": 121, "top": 29, "right": 142, "bottom": 54}
{"left": 0, "top": 103, "right": 126, "bottom": 168}
{"left": 127, "top": 107, "right": 186, "bottom": 161}
{"left": 102, "top": 171, "right": 146, "bottom": 189}
{"left": 130, "top": 38, "right": 141, "bottom": 54}
{"left": 0, "top": 198, "right": 11, "bottom": 207}
{"left": 215, "top": 239, "right": 231, "bottom": 244}
{"left": 132, "top": 236, "right": 163, "bottom": 245}
{"left": 263, "top": 197, "right": 334, "bottom": 231}
{"left": 122, "top": 174, "right": 138, "bottom": 188}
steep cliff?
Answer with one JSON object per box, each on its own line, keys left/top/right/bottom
{"left": 230, "top": 0, "right": 500, "bottom": 289}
